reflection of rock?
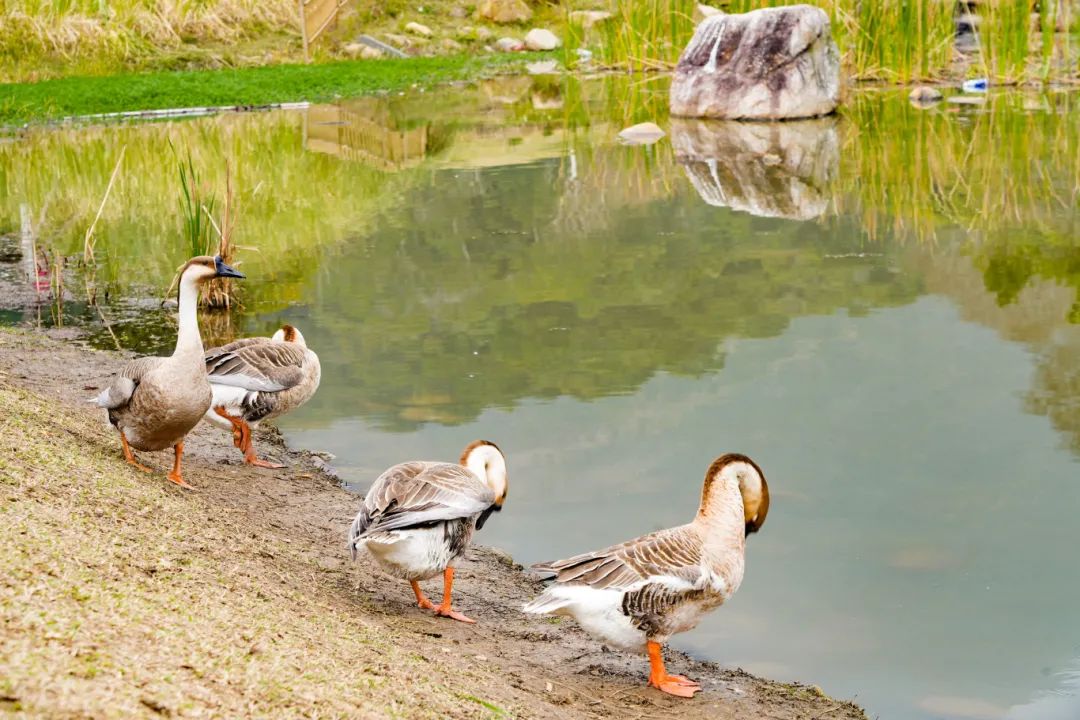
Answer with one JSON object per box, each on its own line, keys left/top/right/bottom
{"left": 670, "top": 117, "right": 838, "bottom": 220}
{"left": 670, "top": 6, "right": 840, "bottom": 120}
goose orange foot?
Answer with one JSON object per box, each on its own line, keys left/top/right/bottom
{"left": 166, "top": 442, "right": 195, "bottom": 490}
{"left": 433, "top": 603, "right": 475, "bottom": 624}
{"left": 411, "top": 581, "right": 436, "bottom": 611}
{"left": 432, "top": 568, "right": 475, "bottom": 624}
{"left": 120, "top": 432, "right": 153, "bottom": 473}
{"left": 647, "top": 641, "right": 700, "bottom": 698}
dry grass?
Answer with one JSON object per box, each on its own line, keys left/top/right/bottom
{"left": 0, "top": 358, "right": 477, "bottom": 718}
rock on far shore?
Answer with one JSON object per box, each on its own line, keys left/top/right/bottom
{"left": 524, "top": 28, "right": 561, "bottom": 51}
{"left": 670, "top": 4, "right": 840, "bottom": 120}
{"left": 477, "top": 0, "right": 532, "bottom": 24}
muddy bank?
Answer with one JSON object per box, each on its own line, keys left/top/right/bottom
{"left": 0, "top": 327, "right": 866, "bottom": 719}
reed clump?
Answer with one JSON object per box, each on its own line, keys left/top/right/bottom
{"left": 565, "top": 0, "right": 1079, "bottom": 84}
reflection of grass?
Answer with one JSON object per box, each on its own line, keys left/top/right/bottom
{"left": 0, "top": 109, "right": 425, "bottom": 337}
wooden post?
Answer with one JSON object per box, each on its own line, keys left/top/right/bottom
{"left": 299, "top": 0, "right": 310, "bottom": 62}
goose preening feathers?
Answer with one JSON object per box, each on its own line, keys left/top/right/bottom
{"left": 523, "top": 453, "right": 769, "bottom": 698}
{"left": 349, "top": 440, "right": 508, "bottom": 624}
{"left": 92, "top": 256, "right": 245, "bottom": 488}
{"left": 202, "top": 324, "right": 321, "bottom": 468}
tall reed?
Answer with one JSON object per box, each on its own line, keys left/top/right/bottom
{"left": 570, "top": 0, "right": 1077, "bottom": 83}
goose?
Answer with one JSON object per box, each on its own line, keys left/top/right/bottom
{"left": 348, "top": 440, "right": 508, "bottom": 624}
{"left": 201, "top": 324, "right": 321, "bottom": 468}
{"left": 92, "top": 255, "right": 245, "bottom": 488}
{"left": 523, "top": 453, "right": 769, "bottom": 698}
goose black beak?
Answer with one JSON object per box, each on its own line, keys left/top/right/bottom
{"left": 214, "top": 256, "right": 245, "bottom": 279}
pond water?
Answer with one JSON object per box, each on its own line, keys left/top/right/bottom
{"left": 2, "top": 76, "right": 1079, "bottom": 720}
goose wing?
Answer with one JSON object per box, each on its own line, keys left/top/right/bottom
{"left": 532, "top": 524, "right": 703, "bottom": 590}
{"left": 204, "top": 339, "right": 307, "bottom": 392}
{"left": 93, "top": 357, "right": 162, "bottom": 409}
{"left": 351, "top": 461, "right": 495, "bottom": 542}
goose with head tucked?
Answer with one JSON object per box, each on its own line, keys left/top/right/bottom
{"left": 202, "top": 324, "right": 321, "bottom": 468}
{"left": 349, "top": 440, "right": 508, "bottom": 624}
{"left": 523, "top": 453, "right": 769, "bottom": 698}
{"left": 91, "top": 255, "right": 245, "bottom": 488}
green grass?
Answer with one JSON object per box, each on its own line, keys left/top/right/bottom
{"left": 0, "top": 53, "right": 537, "bottom": 126}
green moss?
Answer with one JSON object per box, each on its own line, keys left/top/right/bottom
{"left": 0, "top": 53, "right": 539, "bottom": 127}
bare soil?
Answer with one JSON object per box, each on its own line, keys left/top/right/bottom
{"left": 0, "top": 327, "right": 866, "bottom": 719}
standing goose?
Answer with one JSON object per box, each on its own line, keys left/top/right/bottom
{"left": 92, "top": 255, "right": 245, "bottom": 488}
{"left": 202, "top": 324, "right": 321, "bottom": 468}
{"left": 523, "top": 453, "right": 769, "bottom": 698}
{"left": 349, "top": 440, "right": 508, "bottom": 624}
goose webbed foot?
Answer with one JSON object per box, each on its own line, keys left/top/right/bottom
{"left": 431, "top": 567, "right": 476, "bottom": 624}
{"left": 119, "top": 431, "right": 153, "bottom": 473}
{"left": 166, "top": 442, "right": 195, "bottom": 489}
{"left": 647, "top": 641, "right": 700, "bottom": 698}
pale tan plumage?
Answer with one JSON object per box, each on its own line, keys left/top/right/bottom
{"left": 93, "top": 255, "right": 245, "bottom": 487}
{"left": 524, "top": 453, "right": 769, "bottom": 699}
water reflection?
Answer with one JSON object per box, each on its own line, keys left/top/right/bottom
{"left": 671, "top": 117, "right": 839, "bottom": 220}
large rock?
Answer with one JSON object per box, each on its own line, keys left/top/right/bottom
{"left": 670, "top": 117, "right": 839, "bottom": 220}
{"left": 477, "top": 0, "right": 532, "bottom": 24}
{"left": 670, "top": 5, "right": 840, "bottom": 120}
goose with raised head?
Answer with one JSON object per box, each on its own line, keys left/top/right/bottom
{"left": 523, "top": 453, "right": 769, "bottom": 698}
{"left": 349, "top": 440, "right": 508, "bottom": 624}
{"left": 202, "top": 324, "right": 321, "bottom": 468}
{"left": 92, "top": 256, "right": 245, "bottom": 488}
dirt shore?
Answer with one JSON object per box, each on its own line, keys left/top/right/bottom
{"left": 0, "top": 327, "right": 866, "bottom": 719}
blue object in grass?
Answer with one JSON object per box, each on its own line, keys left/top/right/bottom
{"left": 962, "top": 78, "right": 988, "bottom": 93}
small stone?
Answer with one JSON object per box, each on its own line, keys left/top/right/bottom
{"left": 494, "top": 36, "right": 523, "bottom": 52}
{"left": 524, "top": 28, "right": 560, "bottom": 51}
{"left": 568, "top": 10, "right": 612, "bottom": 28}
{"left": 693, "top": 3, "right": 723, "bottom": 23}
{"left": 617, "top": 121, "right": 666, "bottom": 145}
{"left": 360, "top": 46, "right": 383, "bottom": 59}
{"left": 384, "top": 33, "right": 410, "bottom": 48}
{"left": 475, "top": 26, "right": 493, "bottom": 40}
{"left": 477, "top": 0, "right": 532, "bottom": 24}
{"left": 449, "top": 5, "right": 467, "bottom": 18}
{"left": 908, "top": 86, "right": 943, "bottom": 105}
{"left": 343, "top": 42, "right": 364, "bottom": 57}
{"left": 406, "top": 21, "right": 432, "bottom": 37}
{"left": 441, "top": 38, "right": 464, "bottom": 52}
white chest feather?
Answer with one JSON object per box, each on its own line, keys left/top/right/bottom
{"left": 361, "top": 526, "right": 455, "bottom": 581}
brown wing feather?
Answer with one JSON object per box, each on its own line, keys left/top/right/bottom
{"left": 205, "top": 340, "right": 307, "bottom": 392}
{"left": 534, "top": 525, "right": 703, "bottom": 590}
{"left": 355, "top": 461, "right": 495, "bottom": 536}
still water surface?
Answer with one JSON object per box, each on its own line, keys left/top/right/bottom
{"left": 2, "top": 76, "right": 1079, "bottom": 720}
